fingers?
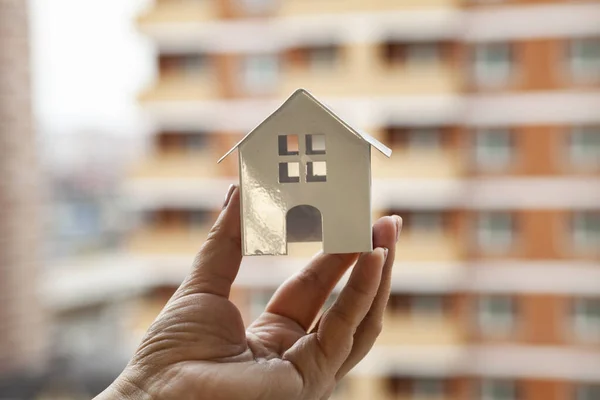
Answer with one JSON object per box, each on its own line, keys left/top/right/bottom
{"left": 335, "top": 215, "right": 402, "bottom": 380}
{"left": 181, "top": 185, "right": 243, "bottom": 298}
{"left": 263, "top": 252, "right": 359, "bottom": 331}
{"left": 316, "top": 247, "right": 387, "bottom": 370}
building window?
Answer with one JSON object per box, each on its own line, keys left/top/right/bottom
{"left": 476, "top": 212, "right": 515, "bottom": 252}
{"left": 408, "top": 128, "right": 442, "bottom": 152}
{"left": 159, "top": 54, "right": 208, "bottom": 77}
{"left": 480, "top": 379, "right": 518, "bottom": 400}
{"left": 382, "top": 41, "right": 441, "bottom": 67}
{"left": 571, "top": 298, "right": 600, "bottom": 341}
{"left": 250, "top": 289, "right": 276, "bottom": 320}
{"left": 278, "top": 134, "right": 299, "bottom": 155}
{"left": 568, "top": 38, "right": 600, "bottom": 82}
{"left": 410, "top": 211, "right": 445, "bottom": 234}
{"left": 241, "top": 54, "right": 279, "bottom": 94}
{"left": 413, "top": 378, "right": 446, "bottom": 398}
{"left": 477, "top": 295, "right": 516, "bottom": 335}
{"left": 411, "top": 295, "right": 445, "bottom": 318}
{"left": 567, "top": 126, "right": 600, "bottom": 169}
{"left": 279, "top": 162, "right": 300, "bottom": 183}
{"left": 386, "top": 376, "right": 446, "bottom": 398}
{"left": 237, "top": 0, "right": 275, "bottom": 14}
{"left": 472, "top": 43, "right": 513, "bottom": 87}
{"left": 571, "top": 212, "right": 600, "bottom": 251}
{"left": 308, "top": 46, "right": 339, "bottom": 70}
{"left": 575, "top": 383, "right": 600, "bottom": 400}
{"left": 306, "top": 161, "right": 327, "bottom": 182}
{"left": 473, "top": 128, "right": 513, "bottom": 171}
{"left": 306, "top": 134, "right": 326, "bottom": 155}
{"left": 406, "top": 42, "right": 441, "bottom": 68}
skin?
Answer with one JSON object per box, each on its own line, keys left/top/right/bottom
{"left": 96, "top": 185, "right": 402, "bottom": 400}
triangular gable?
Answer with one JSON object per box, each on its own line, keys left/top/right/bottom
{"left": 218, "top": 89, "right": 392, "bottom": 163}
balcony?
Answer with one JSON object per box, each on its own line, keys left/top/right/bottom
{"left": 279, "top": 44, "right": 461, "bottom": 98}
{"left": 137, "top": 0, "right": 220, "bottom": 26}
{"left": 372, "top": 149, "right": 462, "bottom": 179}
{"left": 127, "top": 226, "right": 211, "bottom": 255}
{"left": 378, "top": 313, "right": 463, "bottom": 346}
{"left": 395, "top": 232, "right": 462, "bottom": 262}
{"left": 129, "top": 153, "right": 222, "bottom": 180}
{"left": 139, "top": 74, "right": 220, "bottom": 103}
{"left": 279, "top": 0, "right": 460, "bottom": 16}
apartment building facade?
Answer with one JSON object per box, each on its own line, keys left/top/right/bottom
{"left": 42, "top": 0, "right": 600, "bottom": 398}
{"left": 0, "top": 0, "right": 47, "bottom": 376}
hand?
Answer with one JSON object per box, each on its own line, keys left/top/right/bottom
{"left": 97, "top": 186, "right": 402, "bottom": 400}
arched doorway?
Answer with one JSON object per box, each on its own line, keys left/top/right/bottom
{"left": 286, "top": 205, "right": 323, "bottom": 243}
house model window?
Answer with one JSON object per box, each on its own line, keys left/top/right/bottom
{"left": 278, "top": 134, "right": 327, "bottom": 183}
{"left": 217, "top": 89, "right": 392, "bottom": 256}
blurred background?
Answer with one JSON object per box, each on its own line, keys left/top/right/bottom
{"left": 1, "top": 0, "right": 600, "bottom": 399}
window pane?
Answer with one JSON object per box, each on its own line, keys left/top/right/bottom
{"left": 242, "top": 54, "right": 279, "bottom": 93}
{"left": 576, "top": 384, "right": 600, "bottom": 400}
{"left": 412, "top": 295, "right": 445, "bottom": 317}
{"left": 571, "top": 212, "right": 600, "bottom": 251}
{"left": 306, "top": 134, "right": 326, "bottom": 155}
{"left": 308, "top": 46, "right": 339, "bottom": 70}
{"left": 569, "top": 38, "right": 600, "bottom": 81}
{"left": 307, "top": 161, "right": 327, "bottom": 182}
{"left": 406, "top": 43, "right": 440, "bottom": 67}
{"left": 477, "top": 296, "right": 516, "bottom": 335}
{"left": 476, "top": 212, "right": 514, "bottom": 252}
{"left": 568, "top": 127, "right": 600, "bottom": 168}
{"left": 279, "top": 135, "right": 299, "bottom": 155}
{"left": 472, "top": 43, "right": 512, "bottom": 87}
{"left": 480, "top": 379, "right": 517, "bottom": 400}
{"left": 474, "top": 128, "right": 513, "bottom": 170}
{"left": 279, "top": 162, "right": 300, "bottom": 183}
{"left": 572, "top": 298, "right": 600, "bottom": 340}
{"left": 408, "top": 128, "right": 442, "bottom": 151}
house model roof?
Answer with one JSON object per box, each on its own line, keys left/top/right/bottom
{"left": 217, "top": 89, "right": 392, "bottom": 163}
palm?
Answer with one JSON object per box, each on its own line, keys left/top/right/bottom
{"left": 100, "top": 187, "right": 401, "bottom": 400}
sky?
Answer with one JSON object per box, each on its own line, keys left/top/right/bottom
{"left": 29, "top": 0, "right": 155, "bottom": 138}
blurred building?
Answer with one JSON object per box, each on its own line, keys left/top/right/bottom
{"left": 40, "top": 0, "right": 600, "bottom": 399}
{"left": 0, "top": 0, "right": 47, "bottom": 376}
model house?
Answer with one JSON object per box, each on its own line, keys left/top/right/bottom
{"left": 218, "top": 89, "right": 392, "bottom": 256}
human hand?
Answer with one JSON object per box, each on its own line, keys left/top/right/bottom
{"left": 96, "top": 185, "right": 402, "bottom": 400}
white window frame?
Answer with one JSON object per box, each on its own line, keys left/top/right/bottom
{"left": 477, "top": 295, "right": 516, "bottom": 336}
{"left": 472, "top": 43, "right": 513, "bottom": 87}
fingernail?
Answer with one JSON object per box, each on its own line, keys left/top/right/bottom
{"left": 223, "top": 184, "right": 236, "bottom": 209}
{"left": 383, "top": 247, "right": 389, "bottom": 260}
{"left": 393, "top": 215, "right": 403, "bottom": 242}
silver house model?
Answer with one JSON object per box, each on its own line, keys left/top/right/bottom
{"left": 218, "top": 89, "right": 392, "bottom": 256}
